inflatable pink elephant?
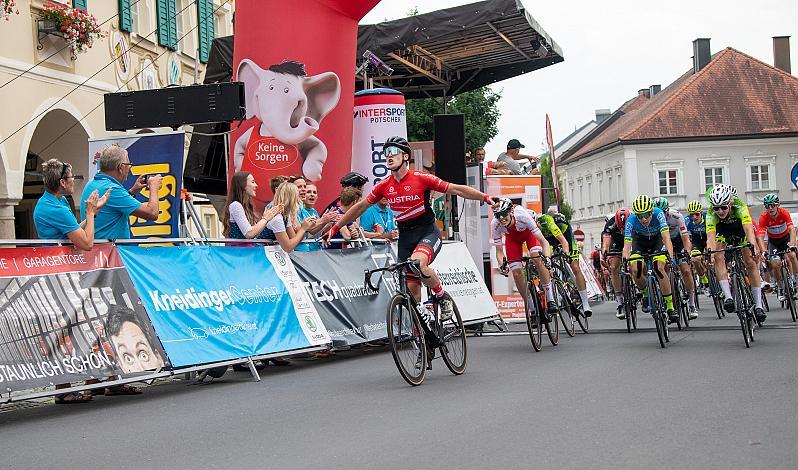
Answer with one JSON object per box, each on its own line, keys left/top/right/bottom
{"left": 233, "top": 60, "right": 341, "bottom": 182}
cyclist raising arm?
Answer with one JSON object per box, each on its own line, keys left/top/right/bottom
{"left": 622, "top": 195, "right": 678, "bottom": 324}
{"left": 327, "top": 136, "right": 495, "bottom": 320}
{"left": 491, "top": 199, "right": 558, "bottom": 320}
{"left": 705, "top": 184, "right": 766, "bottom": 322}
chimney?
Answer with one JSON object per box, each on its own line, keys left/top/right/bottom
{"left": 595, "top": 109, "right": 611, "bottom": 124}
{"left": 693, "top": 38, "right": 711, "bottom": 73}
{"left": 773, "top": 36, "right": 791, "bottom": 74}
{"left": 649, "top": 84, "right": 661, "bottom": 96}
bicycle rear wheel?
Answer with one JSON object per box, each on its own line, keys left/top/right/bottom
{"left": 708, "top": 270, "right": 725, "bottom": 319}
{"left": 555, "top": 281, "right": 576, "bottom": 337}
{"left": 546, "top": 301, "right": 559, "bottom": 346}
{"left": 670, "top": 273, "right": 684, "bottom": 331}
{"left": 387, "top": 295, "right": 428, "bottom": 385}
{"left": 439, "top": 297, "right": 467, "bottom": 375}
{"left": 786, "top": 273, "right": 798, "bottom": 322}
{"left": 526, "top": 285, "right": 543, "bottom": 352}
{"left": 565, "top": 282, "right": 589, "bottom": 333}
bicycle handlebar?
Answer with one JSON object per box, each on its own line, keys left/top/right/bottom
{"left": 364, "top": 258, "right": 430, "bottom": 292}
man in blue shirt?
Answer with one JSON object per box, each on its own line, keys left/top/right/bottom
{"left": 34, "top": 158, "right": 111, "bottom": 403}
{"left": 359, "top": 197, "right": 398, "bottom": 240}
{"left": 80, "top": 145, "right": 163, "bottom": 239}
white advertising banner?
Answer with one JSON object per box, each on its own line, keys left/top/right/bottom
{"left": 351, "top": 88, "right": 406, "bottom": 195}
{"left": 420, "top": 242, "right": 501, "bottom": 324}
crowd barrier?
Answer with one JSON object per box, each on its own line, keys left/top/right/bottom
{"left": 0, "top": 237, "right": 499, "bottom": 403}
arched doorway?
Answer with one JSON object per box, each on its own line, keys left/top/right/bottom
{"left": 17, "top": 109, "right": 90, "bottom": 239}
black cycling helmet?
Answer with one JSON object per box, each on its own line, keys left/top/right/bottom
{"left": 340, "top": 171, "right": 368, "bottom": 187}
{"left": 383, "top": 136, "right": 412, "bottom": 156}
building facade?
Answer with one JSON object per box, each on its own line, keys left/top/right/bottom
{"left": 0, "top": 0, "right": 233, "bottom": 239}
{"left": 558, "top": 39, "right": 798, "bottom": 249}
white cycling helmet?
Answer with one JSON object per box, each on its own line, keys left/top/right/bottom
{"left": 708, "top": 184, "right": 735, "bottom": 206}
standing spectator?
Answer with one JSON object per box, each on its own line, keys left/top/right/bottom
{"left": 80, "top": 145, "right": 163, "bottom": 239}
{"left": 359, "top": 197, "right": 398, "bottom": 240}
{"left": 472, "top": 146, "right": 511, "bottom": 175}
{"left": 34, "top": 159, "right": 109, "bottom": 404}
{"left": 288, "top": 175, "right": 307, "bottom": 201}
{"left": 295, "top": 183, "right": 336, "bottom": 251}
{"left": 260, "top": 182, "right": 316, "bottom": 252}
{"left": 338, "top": 187, "right": 363, "bottom": 241}
{"left": 222, "top": 171, "right": 283, "bottom": 240}
{"left": 496, "top": 139, "right": 539, "bottom": 175}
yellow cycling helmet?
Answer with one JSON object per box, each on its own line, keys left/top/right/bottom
{"left": 632, "top": 195, "right": 654, "bottom": 215}
{"left": 687, "top": 199, "right": 703, "bottom": 213}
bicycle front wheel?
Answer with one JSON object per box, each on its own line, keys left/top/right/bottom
{"left": 387, "top": 295, "right": 428, "bottom": 386}
{"left": 526, "top": 286, "right": 543, "bottom": 352}
{"left": 439, "top": 297, "right": 467, "bottom": 375}
{"left": 555, "top": 281, "right": 576, "bottom": 337}
{"left": 787, "top": 276, "right": 798, "bottom": 322}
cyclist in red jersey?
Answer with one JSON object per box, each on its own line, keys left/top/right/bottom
{"left": 758, "top": 194, "right": 798, "bottom": 301}
{"left": 327, "top": 136, "right": 495, "bottom": 320}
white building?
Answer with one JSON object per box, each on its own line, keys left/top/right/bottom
{"left": 558, "top": 38, "right": 798, "bottom": 249}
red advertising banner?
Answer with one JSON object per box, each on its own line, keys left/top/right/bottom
{"left": 231, "top": 0, "right": 380, "bottom": 209}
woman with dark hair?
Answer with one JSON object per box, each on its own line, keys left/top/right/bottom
{"left": 223, "top": 171, "right": 282, "bottom": 239}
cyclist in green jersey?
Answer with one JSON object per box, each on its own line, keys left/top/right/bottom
{"left": 706, "top": 184, "right": 766, "bottom": 322}
{"left": 537, "top": 212, "right": 592, "bottom": 316}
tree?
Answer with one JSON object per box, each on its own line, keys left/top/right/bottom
{"left": 538, "top": 152, "right": 574, "bottom": 222}
{"left": 406, "top": 86, "right": 502, "bottom": 152}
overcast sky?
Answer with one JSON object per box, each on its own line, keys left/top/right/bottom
{"left": 361, "top": 0, "right": 798, "bottom": 160}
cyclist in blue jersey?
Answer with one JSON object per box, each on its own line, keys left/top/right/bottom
{"left": 685, "top": 199, "right": 709, "bottom": 292}
{"left": 622, "top": 195, "right": 678, "bottom": 323}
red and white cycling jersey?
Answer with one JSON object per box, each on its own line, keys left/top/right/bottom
{"left": 759, "top": 207, "right": 794, "bottom": 239}
{"left": 367, "top": 170, "right": 449, "bottom": 228}
{"left": 490, "top": 206, "right": 541, "bottom": 244}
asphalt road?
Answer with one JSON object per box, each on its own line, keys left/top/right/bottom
{"left": 2, "top": 295, "right": 798, "bottom": 470}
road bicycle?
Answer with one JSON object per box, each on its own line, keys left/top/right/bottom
{"left": 669, "top": 252, "right": 690, "bottom": 330}
{"left": 771, "top": 248, "right": 798, "bottom": 322}
{"left": 624, "top": 253, "right": 671, "bottom": 348}
{"left": 550, "top": 251, "right": 589, "bottom": 336}
{"left": 502, "top": 255, "right": 559, "bottom": 351}
{"left": 364, "top": 259, "right": 467, "bottom": 386}
{"left": 708, "top": 244, "right": 758, "bottom": 348}
{"left": 699, "top": 252, "right": 726, "bottom": 319}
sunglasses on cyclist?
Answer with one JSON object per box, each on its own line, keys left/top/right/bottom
{"left": 637, "top": 211, "right": 653, "bottom": 220}
{"left": 765, "top": 203, "right": 778, "bottom": 209}
{"left": 712, "top": 205, "right": 729, "bottom": 212}
{"left": 382, "top": 146, "right": 403, "bottom": 157}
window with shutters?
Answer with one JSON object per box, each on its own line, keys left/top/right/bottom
{"left": 176, "top": 0, "right": 196, "bottom": 57}
{"left": 197, "top": 0, "right": 216, "bottom": 63}
{"left": 157, "top": 0, "right": 178, "bottom": 50}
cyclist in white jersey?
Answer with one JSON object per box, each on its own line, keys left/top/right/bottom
{"left": 654, "top": 197, "right": 697, "bottom": 319}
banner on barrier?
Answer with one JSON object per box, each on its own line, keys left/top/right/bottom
{"left": 119, "top": 245, "right": 329, "bottom": 367}
{"left": 0, "top": 245, "right": 169, "bottom": 391}
{"left": 289, "top": 244, "right": 397, "bottom": 347}
{"left": 420, "top": 242, "right": 500, "bottom": 323}
{"left": 88, "top": 131, "right": 184, "bottom": 239}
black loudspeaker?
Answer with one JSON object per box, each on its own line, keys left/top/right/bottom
{"left": 433, "top": 114, "right": 467, "bottom": 185}
{"left": 104, "top": 82, "right": 246, "bottom": 131}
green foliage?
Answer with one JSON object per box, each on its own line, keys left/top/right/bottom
{"left": 538, "top": 152, "right": 574, "bottom": 222}
{"left": 405, "top": 87, "right": 502, "bottom": 152}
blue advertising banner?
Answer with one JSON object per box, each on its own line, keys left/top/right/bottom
{"left": 88, "top": 132, "right": 184, "bottom": 238}
{"left": 118, "top": 245, "right": 330, "bottom": 367}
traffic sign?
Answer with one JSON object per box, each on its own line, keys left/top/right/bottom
{"left": 574, "top": 229, "right": 585, "bottom": 242}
